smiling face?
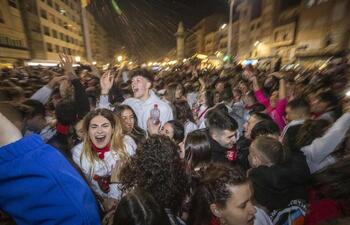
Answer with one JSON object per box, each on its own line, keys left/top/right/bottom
{"left": 211, "top": 182, "right": 256, "bottom": 225}
{"left": 175, "top": 85, "right": 184, "bottom": 99}
{"left": 121, "top": 109, "right": 135, "bottom": 133}
{"left": 131, "top": 76, "right": 151, "bottom": 100}
{"left": 212, "top": 129, "right": 237, "bottom": 149}
{"left": 88, "top": 115, "right": 113, "bottom": 149}
{"left": 160, "top": 122, "right": 175, "bottom": 140}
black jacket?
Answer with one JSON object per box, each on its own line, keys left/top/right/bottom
{"left": 249, "top": 151, "right": 310, "bottom": 212}
{"left": 236, "top": 136, "right": 251, "bottom": 172}
{"left": 208, "top": 133, "right": 235, "bottom": 166}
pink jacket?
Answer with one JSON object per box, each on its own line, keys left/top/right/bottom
{"left": 254, "top": 89, "right": 287, "bottom": 130}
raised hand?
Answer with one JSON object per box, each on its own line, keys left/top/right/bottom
{"left": 147, "top": 117, "right": 161, "bottom": 135}
{"left": 100, "top": 70, "right": 114, "bottom": 95}
{"left": 47, "top": 76, "right": 67, "bottom": 89}
{"left": 59, "top": 53, "right": 77, "bottom": 80}
{"left": 269, "top": 72, "right": 285, "bottom": 79}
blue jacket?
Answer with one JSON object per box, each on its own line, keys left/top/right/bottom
{"left": 0, "top": 135, "right": 101, "bottom": 225}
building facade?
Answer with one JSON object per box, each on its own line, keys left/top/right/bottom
{"left": 21, "top": 0, "right": 85, "bottom": 61}
{"left": 295, "top": 0, "right": 350, "bottom": 63}
{"left": 181, "top": 0, "right": 350, "bottom": 65}
{"left": 184, "top": 14, "right": 226, "bottom": 58}
{"left": 0, "top": 0, "right": 30, "bottom": 64}
{"left": 0, "top": 0, "right": 116, "bottom": 65}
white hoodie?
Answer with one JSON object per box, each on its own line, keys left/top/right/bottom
{"left": 123, "top": 90, "right": 174, "bottom": 131}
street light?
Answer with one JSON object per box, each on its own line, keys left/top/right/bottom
{"left": 117, "top": 55, "right": 123, "bottom": 62}
{"left": 75, "top": 56, "right": 81, "bottom": 63}
{"left": 220, "top": 24, "right": 227, "bottom": 30}
{"left": 227, "top": 0, "right": 235, "bottom": 63}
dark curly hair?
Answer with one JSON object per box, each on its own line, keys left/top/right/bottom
{"left": 119, "top": 135, "right": 188, "bottom": 213}
{"left": 188, "top": 164, "right": 247, "bottom": 225}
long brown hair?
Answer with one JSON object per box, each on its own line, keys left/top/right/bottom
{"left": 81, "top": 109, "right": 129, "bottom": 177}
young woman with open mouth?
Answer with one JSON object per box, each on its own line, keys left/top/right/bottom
{"left": 72, "top": 108, "right": 137, "bottom": 203}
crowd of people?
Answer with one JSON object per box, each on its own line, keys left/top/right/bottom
{"left": 0, "top": 52, "right": 350, "bottom": 225}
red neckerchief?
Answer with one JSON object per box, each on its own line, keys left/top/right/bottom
{"left": 210, "top": 216, "right": 220, "bottom": 225}
{"left": 56, "top": 123, "right": 69, "bottom": 135}
{"left": 198, "top": 107, "right": 209, "bottom": 120}
{"left": 311, "top": 112, "right": 324, "bottom": 119}
{"left": 91, "top": 143, "right": 110, "bottom": 159}
{"left": 226, "top": 147, "right": 237, "bottom": 161}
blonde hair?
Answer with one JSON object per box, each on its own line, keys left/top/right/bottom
{"left": 80, "top": 109, "right": 129, "bottom": 177}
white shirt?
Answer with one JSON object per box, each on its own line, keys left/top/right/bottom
{"left": 301, "top": 113, "right": 350, "bottom": 173}
{"left": 184, "top": 120, "right": 198, "bottom": 136}
{"left": 280, "top": 119, "right": 305, "bottom": 140}
{"left": 71, "top": 135, "right": 137, "bottom": 200}
{"left": 123, "top": 90, "right": 173, "bottom": 131}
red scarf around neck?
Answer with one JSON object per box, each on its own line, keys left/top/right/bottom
{"left": 56, "top": 123, "right": 69, "bottom": 135}
{"left": 91, "top": 143, "right": 110, "bottom": 159}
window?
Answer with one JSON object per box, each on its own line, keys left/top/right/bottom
{"left": 0, "top": 35, "right": 22, "bottom": 48}
{"left": 43, "top": 26, "right": 50, "bottom": 36}
{"left": 65, "top": 35, "right": 70, "bottom": 42}
{"left": 52, "top": 29, "right": 58, "bottom": 38}
{"left": 31, "top": 23, "right": 41, "bottom": 33}
{"left": 0, "top": 10, "right": 4, "bottom": 23}
{"left": 55, "top": 45, "right": 60, "bottom": 53}
{"left": 46, "top": 43, "right": 53, "bottom": 52}
{"left": 60, "top": 32, "right": 64, "bottom": 40}
{"left": 47, "top": 0, "right": 53, "bottom": 7}
{"left": 40, "top": 9, "right": 47, "bottom": 19}
{"left": 58, "top": 18, "right": 63, "bottom": 26}
{"left": 8, "top": 0, "right": 18, "bottom": 8}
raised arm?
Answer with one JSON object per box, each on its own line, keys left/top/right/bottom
{"left": 251, "top": 75, "right": 270, "bottom": 109}
{"left": 302, "top": 111, "right": 350, "bottom": 164}
{"left": 30, "top": 76, "right": 66, "bottom": 104}
{"left": 97, "top": 70, "right": 114, "bottom": 110}
{"left": 59, "top": 53, "right": 90, "bottom": 117}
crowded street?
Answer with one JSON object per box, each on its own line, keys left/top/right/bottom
{"left": 1, "top": 0, "right": 350, "bottom": 225}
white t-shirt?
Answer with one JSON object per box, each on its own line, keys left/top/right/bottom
{"left": 123, "top": 91, "right": 174, "bottom": 131}
{"left": 72, "top": 135, "right": 136, "bottom": 200}
{"left": 184, "top": 120, "right": 198, "bottom": 136}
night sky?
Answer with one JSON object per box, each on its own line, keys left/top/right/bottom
{"left": 89, "top": 0, "right": 231, "bottom": 62}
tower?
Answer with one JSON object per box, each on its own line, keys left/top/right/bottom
{"left": 176, "top": 22, "right": 185, "bottom": 60}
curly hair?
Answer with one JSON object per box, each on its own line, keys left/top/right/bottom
{"left": 188, "top": 164, "right": 247, "bottom": 225}
{"left": 119, "top": 135, "right": 188, "bottom": 213}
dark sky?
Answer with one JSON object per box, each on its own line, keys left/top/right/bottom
{"left": 89, "top": 0, "right": 230, "bottom": 62}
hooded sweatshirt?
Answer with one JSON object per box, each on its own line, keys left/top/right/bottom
{"left": 0, "top": 135, "right": 101, "bottom": 225}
